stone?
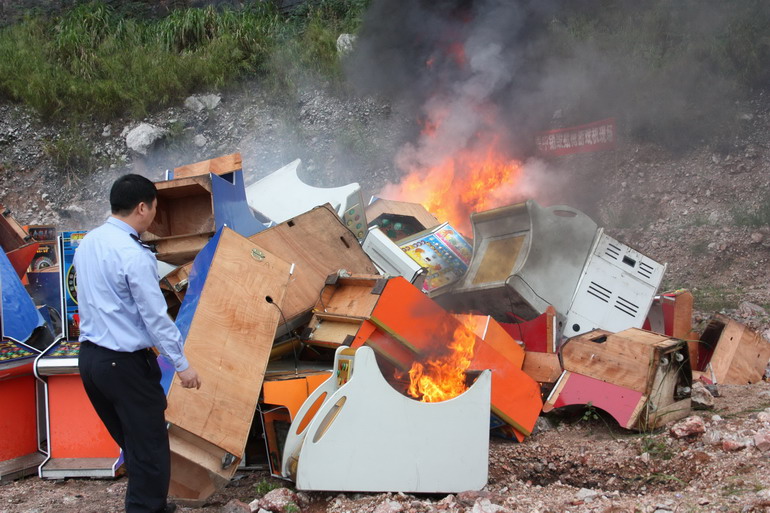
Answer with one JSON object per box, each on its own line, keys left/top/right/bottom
{"left": 722, "top": 438, "right": 749, "bottom": 451}
{"left": 755, "top": 430, "right": 770, "bottom": 451}
{"left": 194, "top": 134, "right": 208, "bottom": 147}
{"left": 125, "top": 123, "right": 167, "bottom": 155}
{"left": 575, "top": 488, "right": 599, "bottom": 502}
{"left": 471, "top": 499, "right": 510, "bottom": 513}
{"left": 738, "top": 301, "right": 766, "bottom": 315}
{"left": 184, "top": 96, "right": 205, "bottom": 113}
{"left": 102, "top": 125, "right": 111, "bottom": 137}
{"left": 758, "top": 411, "right": 770, "bottom": 423}
{"left": 373, "top": 500, "right": 404, "bottom": 513}
{"left": 532, "top": 416, "right": 555, "bottom": 434}
{"left": 750, "top": 232, "right": 764, "bottom": 244}
{"left": 258, "top": 488, "right": 300, "bottom": 513}
{"left": 199, "top": 94, "right": 222, "bottom": 110}
{"left": 691, "top": 381, "right": 715, "bottom": 409}
{"left": 670, "top": 416, "right": 706, "bottom": 438}
{"left": 221, "top": 499, "right": 251, "bottom": 513}
{"left": 337, "top": 33, "right": 357, "bottom": 56}
{"left": 456, "top": 491, "right": 492, "bottom": 506}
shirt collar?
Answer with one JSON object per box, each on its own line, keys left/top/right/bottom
{"left": 106, "top": 216, "right": 139, "bottom": 238}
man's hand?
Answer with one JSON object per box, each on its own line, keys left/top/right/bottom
{"left": 177, "top": 367, "right": 201, "bottom": 389}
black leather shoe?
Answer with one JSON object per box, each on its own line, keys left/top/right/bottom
{"left": 163, "top": 503, "right": 177, "bottom": 513}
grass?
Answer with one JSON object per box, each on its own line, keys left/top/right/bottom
{"left": 42, "top": 128, "right": 100, "bottom": 180}
{"left": 690, "top": 285, "right": 744, "bottom": 312}
{"left": 731, "top": 193, "right": 770, "bottom": 227}
{"left": 253, "top": 478, "right": 282, "bottom": 496}
{"left": 0, "top": 1, "right": 368, "bottom": 121}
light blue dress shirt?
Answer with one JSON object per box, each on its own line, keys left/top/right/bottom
{"left": 74, "top": 217, "right": 189, "bottom": 372}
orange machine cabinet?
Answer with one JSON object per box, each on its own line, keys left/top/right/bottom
{"left": 35, "top": 339, "right": 121, "bottom": 478}
{"left": 0, "top": 338, "right": 45, "bottom": 482}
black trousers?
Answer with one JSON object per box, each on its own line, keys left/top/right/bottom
{"left": 79, "top": 341, "right": 170, "bottom": 513}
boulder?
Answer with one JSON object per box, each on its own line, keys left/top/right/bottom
{"left": 125, "top": 123, "right": 167, "bottom": 155}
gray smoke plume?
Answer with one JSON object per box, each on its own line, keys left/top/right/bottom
{"left": 346, "top": 0, "right": 766, "bottom": 216}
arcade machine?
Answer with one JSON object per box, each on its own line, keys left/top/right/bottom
{"left": 34, "top": 230, "right": 121, "bottom": 478}
{"left": 0, "top": 249, "right": 45, "bottom": 481}
{"left": 244, "top": 159, "right": 367, "bottom": 239}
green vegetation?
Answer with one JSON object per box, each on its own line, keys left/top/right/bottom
{"left": 690, "top": 285, "right": 744, "bottom": 312}
{"left": 0, "top": 0, "right": 367, "bottom": 120}
{"left": 42, "top": 128, "right": 100, "bottom": 179}
{"left": 253, "top": 478, "right": 280, "bottom": 496}
{"left": 639, "top": 434, "right": 674, "bottom": 460}
{"left": 731, "top": 192, "right": 770, "bottom": 227}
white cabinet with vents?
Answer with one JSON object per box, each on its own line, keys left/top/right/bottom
{"left": 562, "top": 230, "right": 666, "bottom": 339}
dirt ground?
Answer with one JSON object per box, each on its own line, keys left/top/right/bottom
{"left": 2, "top": 383, "right": 770, "bottom": 513}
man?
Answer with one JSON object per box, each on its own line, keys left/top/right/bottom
{"left": 75, "top": 174, "right": 201, "bottom": 513}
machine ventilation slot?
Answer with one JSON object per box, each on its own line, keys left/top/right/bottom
{"left": 604, "top": 243, "right": 621, "bottom": 260}
{"left": 614, "top": 296, "right": 639, "bottom": 317}
{"left": 586, "top": 282, "right": 612, "bottom": 303}
{"left": 622, "top": 255, "right": 636, "bottom": 268}
{"left": 638, "top": 261, "right": 654, "bottom": 279}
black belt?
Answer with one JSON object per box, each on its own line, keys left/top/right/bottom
{"left": 81, "top": 340, "right": 153, "bottom": 355}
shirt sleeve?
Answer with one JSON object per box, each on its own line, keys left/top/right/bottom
{"left": 124, "top": 251, "right": 190, "bottom": 372}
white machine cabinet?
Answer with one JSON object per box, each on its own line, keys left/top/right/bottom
{"left": 563, "top": 231, "right": 667, "bottom": 339}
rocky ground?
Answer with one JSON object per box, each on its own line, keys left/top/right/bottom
{"left": 1, "top": 79, "right": 770, "bottom": 512}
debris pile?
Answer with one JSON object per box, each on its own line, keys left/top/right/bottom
{"left": 1, "top": 153, "right": 769, "bottom": 503}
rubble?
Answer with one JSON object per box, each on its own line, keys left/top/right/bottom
{"left": 670, "top": 416, "right": 706, "bottom": 439}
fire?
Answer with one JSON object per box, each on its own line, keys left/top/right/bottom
{"left": 383, "top": 136, "right": 522, "bottom": 234}
{"left": 407, "top": 322, "right": 477, "bottom": 402}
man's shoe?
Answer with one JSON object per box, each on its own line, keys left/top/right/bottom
{"left": 163, "top": 503, "right": 177, "bottom": 513}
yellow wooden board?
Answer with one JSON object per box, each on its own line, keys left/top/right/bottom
{"left": 173, "top": 153, "right": 243, "bottom": 179}
{"left": 708, "top": 315, "right": 770, "bottom": 384}
{"left": 248, "top": 205, "right": 378, "bottom": 323}
{"left": 560, "top": 328, "right": 680, "bottom": 394}
{"left": 165, "top": 227, "right": 291, "bottom": 457}
{"left": 522, "top": 351, "right": 562, "bottom": 383}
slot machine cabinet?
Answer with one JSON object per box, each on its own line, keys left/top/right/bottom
{"left": 0, "top": 337, "right": 44, "bottom": 482}
{"left": 256, "top": 366, "right": 332, "bottom": 477}
{"left": 146, "top": 153, "right": 270, "bottom": 266}
{"left": 244, "top": 159, "right": 367, "bottom": 239}
{"left": 33, "top": 231, "right": 121, "bottom": 478}
{"left": 282, "top": 346, "right": 491, "bottom": 493}
{"left": 34, "top": 339, "right": 121, "bottom": 478}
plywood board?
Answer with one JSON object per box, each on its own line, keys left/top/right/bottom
{"left": 708, "top": 315, "right": 770, "bottom": 384}
{"left": 248, "top": 205, "right": 378, "bottom": 323}
{"left": 153, "top": 233, "right": 214, "bottom": 266}
{"left": 174, "top": 153, "right": 242, "bottom": 179}
{"left": 560, "top": 329, "right": 678, "bottom": 393}
{"left": 165, "top": 228, "right": 291, "bottom": 457}
{"left": 522, "top": 351, "right": 562, "bottom": 383}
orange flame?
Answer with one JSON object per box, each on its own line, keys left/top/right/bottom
{"left": 407, "top": 322, "right": 477, "bottom": 402}
{"left": 383, "top": 135, "right": 522, "bottom": 234}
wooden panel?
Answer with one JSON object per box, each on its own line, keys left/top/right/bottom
{"left": 316, "top": 280, "right": 382, "bottom": 319}
{"left": 365, "top": 199, "right": 440, "bottom": 232}
{"left": 165, "top": 228, "right": 291, "bottom": 457}
{"left": 522, "top": 351, "right": 562, "bottom": 383}
{"left": 0, "top": 205, "right": 28, "bottom": 252}
{"left": 710, "top": 316, "right": 770, "bottom": 384}
{"left": 560, "top": 329, "right": 676, "bottom": 393}
{"left": 544, "top": 371, "right": 646, "bottom": 429}
{"left": 174, "top": 153, "right": 243, "bottom": 179}
{"left": 153, "top": 233, "right": 214, "bottom": 266}
{"left": 248, "top": 206, "right": 378, "bottom": 323}
{"left": 307, "top": 318, "right": 362, "bottom": 347}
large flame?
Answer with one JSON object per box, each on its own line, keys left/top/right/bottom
{"left": 407, "top": 322, "right": 477, "bottom": 402}
{"left": 382, "top": 103, "right": 523, "bottom": 234}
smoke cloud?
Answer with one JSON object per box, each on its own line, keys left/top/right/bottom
{"left": 346, "top": 0, "right": 762, "bottom": 215}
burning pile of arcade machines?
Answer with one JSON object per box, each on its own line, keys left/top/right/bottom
{"left": 2, "top": 153, "right": 769, "bottom": 503}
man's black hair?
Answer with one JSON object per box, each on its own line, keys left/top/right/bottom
{"left": 110, "top": 174, "right": 157, "bottom": 215}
